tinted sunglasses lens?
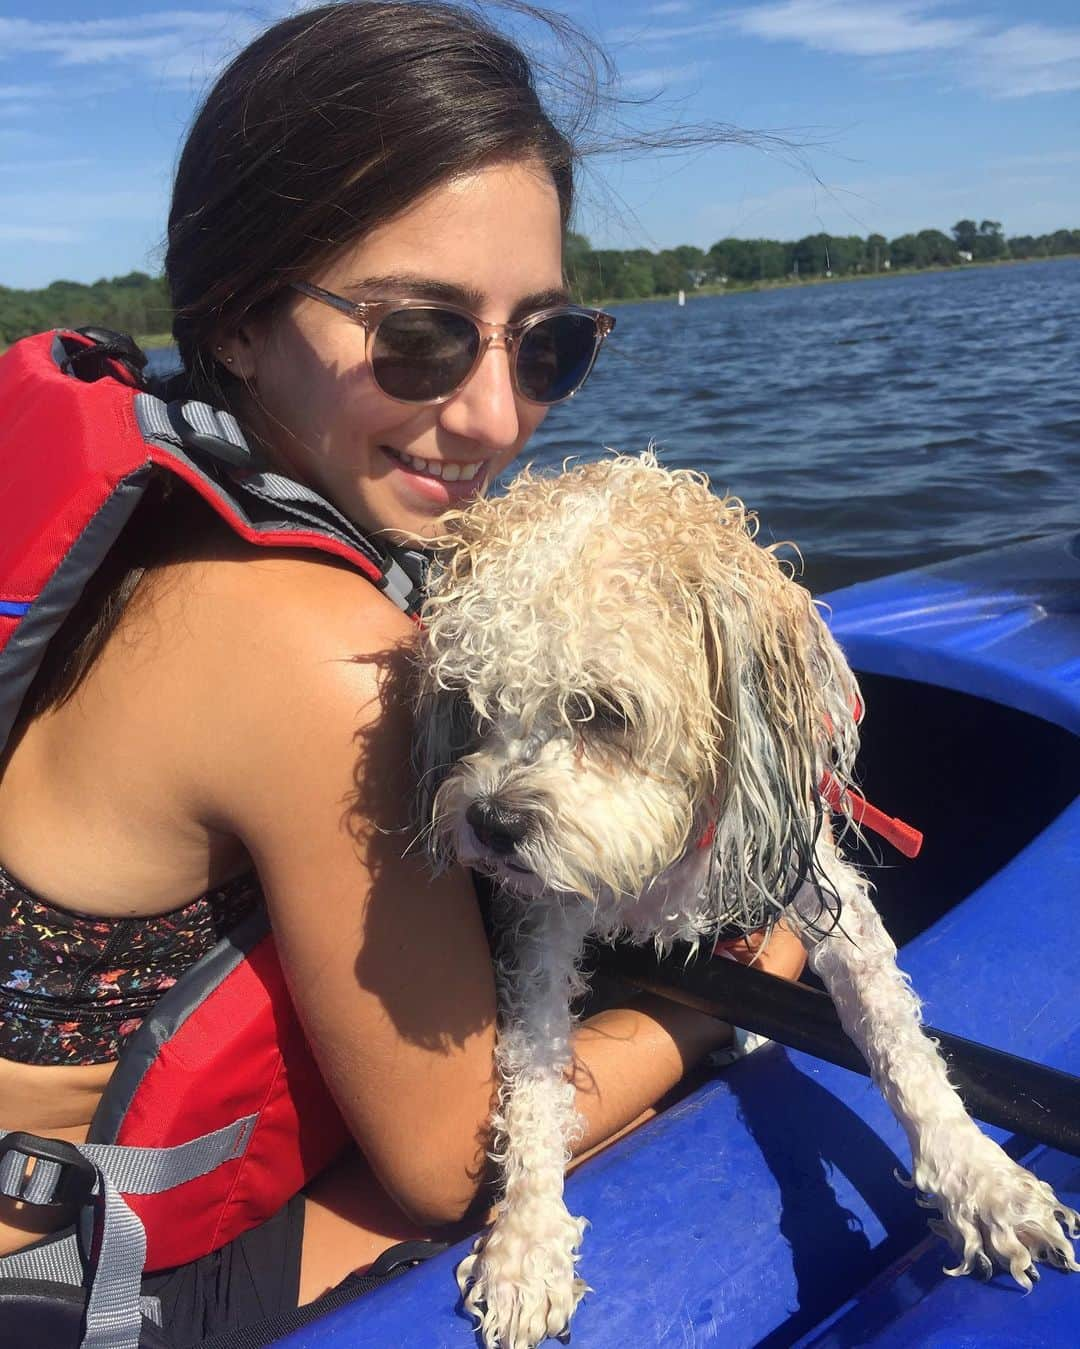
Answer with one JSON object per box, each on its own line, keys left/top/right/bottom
{"left": 516, "top": 313, "right": 599, "bottom": 403}
{"left": 370, "top": 308, "right": 479, "bottom": 401}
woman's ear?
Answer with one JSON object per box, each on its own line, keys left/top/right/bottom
{"left": 211, "top": 323, "right": 261, "bottom": 383}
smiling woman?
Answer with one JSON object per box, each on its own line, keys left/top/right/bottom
{"left": 0, "top": 4, "right": 804, "bottom": 1347}
{"left": 218, "top": 161, "right": 575, "bottom": 540}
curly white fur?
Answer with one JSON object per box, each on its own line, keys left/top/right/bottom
{"left": 413, "top": 452, "right": 1078, "bottom": 1349}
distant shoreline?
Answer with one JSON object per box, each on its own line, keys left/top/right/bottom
{"left": 4, "top": 254, "right": 1078, "bottom": 355}
{"left": 596, "top": 251, "right": 1080, "bottom": 309}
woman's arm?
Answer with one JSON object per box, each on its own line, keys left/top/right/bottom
{"left": 568, "top": 920, "right": 807, "bottom": 1155}
{"left": 184, "top": 554, "right": 499, "bottom": 1226}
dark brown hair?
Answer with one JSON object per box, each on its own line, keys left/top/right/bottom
{"left": 31, "top": 1, "right": 590, "bottom": 715}
{"left": 167, "top": 0, "right": 581, "bottom": 408}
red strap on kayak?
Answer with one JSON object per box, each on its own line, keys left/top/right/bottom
{"left": 819, "top": 775, "right": 923, "bottom": 858}
{"left": 695, "top": 686, "right": 923, "bottom": 860}
{"left": 820, "top": 693, "right": 923, "bottom": 858}
{"left": 697, "top": 783, "right": 922, "bottom": 859}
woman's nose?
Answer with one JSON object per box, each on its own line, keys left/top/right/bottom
{"left": 436, "top": 340, "right": 521, "bottom": 452}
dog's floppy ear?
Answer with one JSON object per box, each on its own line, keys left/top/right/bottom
{"left": 411, "top": 536, "right": 477, "bottom": 864}
{"left": 694, "top": 512, "right": 861, "bottom": 934}
{"left": 411, "top": 681, "right": 477, "bottom": 864}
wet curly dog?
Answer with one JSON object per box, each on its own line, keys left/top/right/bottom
{"left": 413, "top": 452, "right": 1078, "bottom": 1349}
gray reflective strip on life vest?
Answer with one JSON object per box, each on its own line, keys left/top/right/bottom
{"left": 81, "top": 1174, "right": 149, "bottom": 1349}
{"left": 0, "top": 1232, "right": 162, "bottom": 1329}
{"left": 0, "top": 1115, "right": 257, "bottom": 1201}
{"left": 134, "top": 393, "right": 249, "bottom": 464}
{"left": 174, "top": 399, "right": 247, "bottom": 454}
{"left": 132, "top": 392, "right": 424, "bottom": 616}
{"left": 0, "top": 1115, "right": 257, "bottom": 1349}
{"left": 224, "top": 471, "right": 429, "bottom": 613}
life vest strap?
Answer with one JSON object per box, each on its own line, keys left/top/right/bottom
{"left": 0, "top": 1115, "right": 258, "bottom": 1349}
{"left": 134, "top": 392, "right": 428, "bottom": 617}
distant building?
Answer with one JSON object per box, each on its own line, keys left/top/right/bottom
{"left": 958, "top": 250, "right": 973, "bottom": 262}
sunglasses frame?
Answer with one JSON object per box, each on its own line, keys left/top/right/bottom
{"left": 290, "top": 281, "right": 615, "bottom": 406}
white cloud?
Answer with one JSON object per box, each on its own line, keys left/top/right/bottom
{"left": 3, "top": 188, "right": 163, "bottom": 222}
{"left": 0, "top": 11, "right": 262, "bottom": 90}
{"left": 967, "top": 24, "right": 1080, "bottom": 98}
{"left": 619, "top": 61, "right": 707, "bottom": 92}
{"left": 688, "top": 4, "right": 1080, "bottom": 101}
{"left": 0, "top": 12, "right": 234, "bottom": 59}
{"left": 728, "top": 1, "right": 984, "bottom": 57}
{"left": 991, "top": 149, "right": 1080, "bottom": 170}
{"left": 0, "top": 222, "right": 81, "bottom": 244}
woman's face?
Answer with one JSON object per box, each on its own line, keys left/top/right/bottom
{"left": 228, "top": 160, "right": 565, "bottom": 542}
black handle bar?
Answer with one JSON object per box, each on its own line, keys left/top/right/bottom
{"left": 592, "top": 944, "right": 1080, "bottom": 1159}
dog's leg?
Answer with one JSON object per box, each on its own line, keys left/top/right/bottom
{"left": 459, "top": 898, "right": 594, "bottom": 1349}
{"left": 790, "top": 831, "right": 1079, "bottom": 1287}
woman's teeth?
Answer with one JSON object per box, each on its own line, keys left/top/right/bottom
{"left": 387, "top": 447, "right": 482, "bottom": 481}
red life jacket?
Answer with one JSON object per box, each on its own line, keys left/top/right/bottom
{"left": 0, "top": 330, "right": 425, "bottom": 1280}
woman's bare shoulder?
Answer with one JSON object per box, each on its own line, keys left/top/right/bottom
{"left": 146, "top": 546, "right": 420, "bottom": 816}
{"left": 166, "top": 542, "right": 415, "bottom": 652}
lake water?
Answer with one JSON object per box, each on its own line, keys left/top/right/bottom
{"left": 149, "top": 258, "right": 1080, "bottom": 593}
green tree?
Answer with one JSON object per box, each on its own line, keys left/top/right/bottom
{"left": 916, "top": 229, "right": 957, "bottom": 266}
{"left": 651, "top": 250, "right": 685, "bottom": 295}
{"left": 669, "top": 244, "right": 707, "bottom": 286}
{"left": 974, "top": 220, "right": 1007, "bottom": 261}
{"left": 889, "top": 234, "right": 920, "bottom": 269}
{"left": 1046, "top": 229, "right": 1080, "bottom": 256}
{"left": 0, "top": 272, "right": 171, "bottom": 346}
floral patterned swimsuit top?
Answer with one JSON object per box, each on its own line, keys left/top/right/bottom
{"left": 0, "top": 861, "right": 261, "bottom": 1066}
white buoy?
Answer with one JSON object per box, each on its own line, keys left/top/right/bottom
{"left": 677, "top": 289, "right": 686, "bottom": 306}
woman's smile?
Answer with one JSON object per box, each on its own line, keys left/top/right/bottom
{"left": 378, "top": 444, "right": 490, "bottom": 505}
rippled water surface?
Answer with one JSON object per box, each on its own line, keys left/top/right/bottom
{"left": 525, "top": 257, "right": 1080, "bottom": 592}
{"left": 150, "top": 259, "right": 1079, "bottom": 593}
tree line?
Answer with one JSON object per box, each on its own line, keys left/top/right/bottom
{"left": 2, "top": 220, "right": 1079, "bottom": 345}
{"left": 565, "top": 220, "right": 1080, "bottom": 302}
{"left": 0, "top": 272, "right": 171, "bottom": 347}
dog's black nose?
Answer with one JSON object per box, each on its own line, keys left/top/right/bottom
{"left": 467, "top": 799, "right": 530, "bottom": 855}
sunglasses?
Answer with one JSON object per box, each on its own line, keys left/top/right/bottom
{"left": 291, "top": 282, "right": 615, "bottom": 406}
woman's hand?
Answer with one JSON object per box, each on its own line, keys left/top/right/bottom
{"left": 567, "top": 920, "right": 806, "bottom": 1159}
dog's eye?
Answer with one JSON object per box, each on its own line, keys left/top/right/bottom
{"left": 565, "top": 692, "right": 633, "bottom": 733}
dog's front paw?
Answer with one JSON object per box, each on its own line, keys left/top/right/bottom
{"left": 457, "top": 1206, "right": 588, "bottom": 1349}
{"left": 914, "top": 1134, "right": 1080, "bottom": 1288}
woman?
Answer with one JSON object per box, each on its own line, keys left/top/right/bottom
{"left": 0, "top": 2, "right": 805, "bottom": 1341}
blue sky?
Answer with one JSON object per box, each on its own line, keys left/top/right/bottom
{"left": 2, "top": 0, "right": 1079, "bottom": 289}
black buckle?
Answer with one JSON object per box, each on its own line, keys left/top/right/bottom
{"left": 0, "top": 1133, "right": 98, "bottom": 1209}
{"left": 60, "top": 328, "right": 148, "bottom": 386}
{"left": 366, "top": 1238, "right": 450, "bottom": 1279}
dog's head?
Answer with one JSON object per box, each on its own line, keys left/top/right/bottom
{"left": 414, "top": 452, "right": 860, "bottom": 941}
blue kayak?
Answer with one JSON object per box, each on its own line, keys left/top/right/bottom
{"left": 279, "top": 531, "right": 1080, "bottom": 1348}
